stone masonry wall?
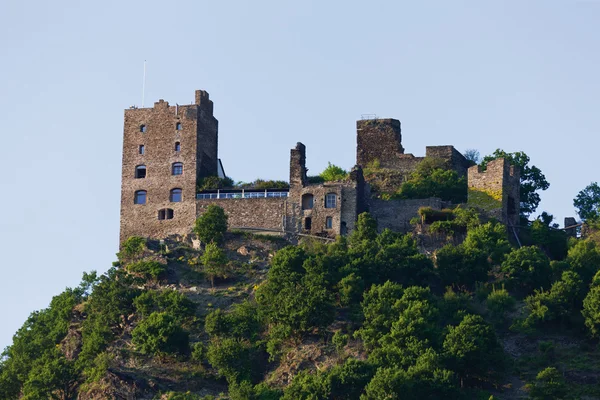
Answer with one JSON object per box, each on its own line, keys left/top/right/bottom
{"left": 369, "top": 198, "right": 443, "bottom": 233}
{"left": 468, "top": 158, "right": 520, "bottom": 225}
{"left": 356, "top": 119, "right": 404, "bottom": 169}
{"left": 196, "top": 198, "right": 286, "bottom": 231}
{"left": 120, "top": 91, "right": 218, "bottom": 243}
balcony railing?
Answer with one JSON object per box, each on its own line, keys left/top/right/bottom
{"left": 196, "top": 189, "right": 289, "bottom": 200}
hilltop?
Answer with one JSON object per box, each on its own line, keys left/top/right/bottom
{"left": 1, "top": 205, "right": 600, "bottom": 399}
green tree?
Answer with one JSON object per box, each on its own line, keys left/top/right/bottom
{"left": 194, "top": 204, "right": 228, "bottom": 244}
{"left": 501, "top": 246, "right": 551, "bottom": 294}
{"left": 565, "top": 239, "right": 600, "bottom": 284}
{"left": 582, "top": 285, "right": 600, "bottom": 338}
{"left": 131, "top": 312, "right": 189, "bottom": 356}
{"left": 201, "top": 242, "right": 230, "bottom": 288}
{"left": 126, "top": 260, "right": 167, "bottom": 281}
{"left": 21, "top": 351, "right": 78, "bottom": 400}
{"left": 443, "top": 314, "right": 504, "bottom": 385}
{"left": 206, "top": 338, "right": 260, "bottom": 383}
{"left": 133, "top": 289, "right": 196, "bottom": 324}
{"left": 320, "top": 162, "right": 348, "bottom": 181}
{"left": 349, "top": 212, "right": 378, "bottom": 246}
{"left": 435, "top": 244, "right": 488, "bottom": 289}
{"left": 480, "top": 149, "right": 549, "bottom": 216}
{"left": 573, "top": 182, "right": 600, "bottom": 222}
{"left": 463, "top": 221, "right": 511, "bottom": 264}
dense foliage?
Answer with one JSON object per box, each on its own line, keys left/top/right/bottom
{"left": 2, "top": 204, "right": 600, "bottom": 399}
{"left": 574, "top": 181, "right": 600, "bottom": 222}
{"left": 396, "top": 158, "right": 467, "bottom": 203}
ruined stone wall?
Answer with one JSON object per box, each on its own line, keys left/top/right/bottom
{"left": 425, "top": 146, "right": 470, "bottom": 177}
{"left": 120, "top": 91, "right": 218, "bottom": 243}
{"left": 194, "top": 90, "right": 219, "bottom": 179}
{"left": 369, "top": 198, "right": 444, "bottom": 233}
{"left": 356, "top": 119, "right": 404, "bottom": 169}
{"left": 287, "top": 183, "right": 345, "bottom": 237}
{"left": 467, "top": 158, "right": 520, "bottom": 226}
{"left": 196, "top": 198, "right": 286, "bottom": 231}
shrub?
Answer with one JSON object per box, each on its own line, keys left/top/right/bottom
{"left": 133, "top": 289, "right": 196, "bottom": 323}
{"left": 191, "top": 342, "right": 206, "bottom": 363}
{"left": 126, "top": 260, "right": 167, "bottom": 281}
{"left": 320, "top": 162, "right": 348, "bottom": 182}
{"left": 332, "top": 331, "right": 349, "bottom": 354}
{"left": 194, "top": 205, "right": 228, "bottom": 244}
{"left": 486, "top": 286, "right": 516, "bottom": 323}
{"left": 206, "top": 338, "right": 260, "bottom": 383}
{"left": 131, "top": 312, "right": 189, "bottom": 356}
{"left": 526, "top": 367, "right": 567, "bottom": 400}
{"left": 118, "top": 236, "right": 146, "bottom": 263}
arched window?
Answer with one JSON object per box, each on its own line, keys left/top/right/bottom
{"left": 325, "top": 216, "right": 333, "bottom": 229}
{"left": 140, "top": 124, "right": 147, "bottom": 133}
{"left": 175, "top": 142, "right": 181, "bottom": 152}
{"left": 325, "top": 193, "right": 337, "bottom": 208}
{"left": 302, "top": 193, "right": 314, "bottom": 210}
{"left": 134, "top": 190, "right": 147, "bottom": 204}
{"left": 170, "top": 188, "right": 182, "bottom": 202}
{"left": 158, "top": 208, "right": 174, "bottom": 220}
{"left": 135, "top": 165, "right": 146, "bottom": 179}
{"left": 176, "top": 122, "right": 182, "bottom": 130}
{"left": 172, "top": 162, "right": 183, "bottom": 175}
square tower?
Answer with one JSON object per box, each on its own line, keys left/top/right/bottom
{"left": 119, "top": 90, "right": 218, "bottom": 243}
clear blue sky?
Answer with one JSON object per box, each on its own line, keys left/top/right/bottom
{"left": 1, "top": 1, "right": 599, "bottom": 349}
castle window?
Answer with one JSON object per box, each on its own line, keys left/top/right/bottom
{"left": 158, "top": 208, "right": 174, "bottom": 220}
{"left": 134, "top": 190, "right": 147, "bottom": 204}
{"left": 325, "top": 193, "right": 337, "bottom": 208}
{"left": 170, "top": 188, "right": 182, "bottom": 202}
{"left": 326, "top": 217, "right": 333, "bottom": 229}
{"left": 140, "top": 125, "right": 147, "bottom": 133}
{"left": 175, "top": 142, "right": 181, "bottom": 152}
{"left": 176, "top": 122, "right": 182, "bottom": 131}
{"left": 304, "top": 217, "right": 312, "bottom": 230}
{"left": 139, "top": 145, "right": 145, "bottom": 155}
{"left": 172, "top": 162, "right": 183, "bottom": 175}
{"left": 135, "top": 165, "right": 146, "bottom": 179}
{"left": 302, "top": 194, "right": 314, "bottom": 210}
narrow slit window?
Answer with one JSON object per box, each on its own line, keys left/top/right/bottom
{"left": 158, "top": 209, "right": 166, "bottom": 220}
{"left": 140, "top": 125, "right": 147, "bottom": 133}
{"left": 166, "top": 209, "right": 174, "bottom": 219}
{"left": 135, "top": 165, "right": 146, "bottom": 179}
{"left": 134, "top": 190, "right": 147, "bottom": 204}
{"left": 170, "top": 188, "right": 182, "bottom": 202}
{"left": 326, "top": 216, "right": 333, "bottom": 229}
{"left": 172, "top": 162, "right": 183, "bottom": 175}
{"left": 175, "top": 142, "right": 181, "bottom": 152}
{"left": 139, "top": 145, "right": 145, "bottom": 155}
{"left": 176, "top": 122, "right": 182, "bottom": 130}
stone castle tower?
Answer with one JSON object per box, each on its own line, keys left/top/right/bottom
{"left": 119, "top": 90, "right": 218, "bottom": 243}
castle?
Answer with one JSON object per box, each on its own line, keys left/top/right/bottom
{"left": 120, "top": 90, "right": 520, "bottom": 243}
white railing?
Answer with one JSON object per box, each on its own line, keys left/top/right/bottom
{"left": 196, "top": 190, "right": 289, "bottom": 200}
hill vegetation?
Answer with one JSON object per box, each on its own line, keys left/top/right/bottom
{"left": 2, "top": 181, "right": 600, "bottom": 399}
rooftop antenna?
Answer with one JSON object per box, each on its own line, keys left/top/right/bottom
{"left": 141, "top": 60, "right": 147, "bottom": 108}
